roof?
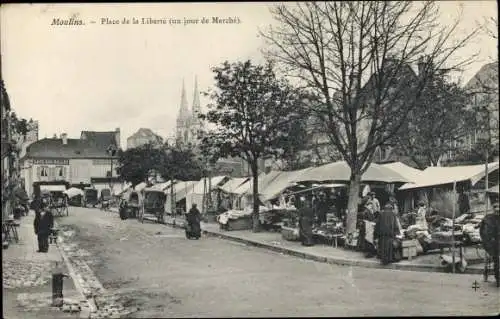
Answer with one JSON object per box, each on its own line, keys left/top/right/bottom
{"left": 127, "top": 128, "right": 163, "bottom": 142}
{"left": 24, "top": 138, "right": 114, "bottom": 159}
{"left": 465, "top": 61, "right": 499, "bottom": 91}
{"left": 219, "top": 177, "right": 250, "bottom": 194}
{"left": 380, "top": 162, "right": 423, "bottom": 184}
{"left": 81, "top": 131, "right": 118, "bottom": 150}
{"left": 399, "top": 162, "right": 499, "bottom": 190}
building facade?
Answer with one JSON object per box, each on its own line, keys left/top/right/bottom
{"left": 127, "top": 128, "right": 163, "bottom": 149}
{"left": 20, "top": 129, "right": 121, "bottom": 197}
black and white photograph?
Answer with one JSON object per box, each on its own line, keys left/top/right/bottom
{"left": 1, "top": 2, "right": 499, "bottom": 318}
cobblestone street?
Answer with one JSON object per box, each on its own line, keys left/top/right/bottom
{"left": 53, "top": 206, "right": 499, "bottom": 317}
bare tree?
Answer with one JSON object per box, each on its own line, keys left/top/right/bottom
{"left": 261, "top": 1, "right": 478, "bottom": 235}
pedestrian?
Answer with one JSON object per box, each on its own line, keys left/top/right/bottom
{"left": 34, "top": 201, "right": 54, "bottom": 253}
{"left": 389, "top": 195, "right": 399, "bottom": 216}
{"left": 374, "top": 203, "right": 401, "bottom": 265}
{"left": 415, "top": 201, "right": 429, "bottom": 231}
{"left": 458, "top": 189, "right": 470, "bottom": 216}
{"left": 369, "top": 192, "right": 381, "bottom": 215}
{"left": 185, "top": 203, "right": 202, "bottom": 240}
{"left": 316, "top": 192, "right": 328, "bottom": 226}
{"left": 299, "top": 194, "right": 315, "bottom": 247}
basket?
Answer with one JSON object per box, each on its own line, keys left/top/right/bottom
{"left": 281, "top": 226, "right": 300, "bottom": 241}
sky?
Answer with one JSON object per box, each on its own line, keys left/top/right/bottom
{"left": 1, "top": 2, "right": 498, "bottom": 148}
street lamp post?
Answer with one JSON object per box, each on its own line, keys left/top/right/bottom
{"left": 165, "top": 138, "right": 177, "bottom": 217}
{"left": 107, "top": 145, "right": 117, "bottom": 194}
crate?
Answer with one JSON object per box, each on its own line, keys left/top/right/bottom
{"left": 226, "top": 217, "right": 253, "bottom": 231}
{"left": 281, "top": 226, "right": 300, "bottom": 241}
{"left": 402, "top": 240, "right": 418, "bottom": 260}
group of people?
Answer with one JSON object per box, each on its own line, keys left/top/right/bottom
{"left": 357, "top": 192, "right": 404, "bottom": 265}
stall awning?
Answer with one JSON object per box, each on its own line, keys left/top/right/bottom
{"left": 259, "top": 168, "right": 314, "bottom": 202}
{"left": 293, "top": 161, "right": 410, "bottom": 184}
{"left": 150, "top": 181, "right": 173, "bottom": 191}
{"left": 134, "top": 182, "right": 148, "bottom": 192}
{"left": 380, "top": 162, "right": 423, "bottom": 184}
{"left": 488, "top": 185, "right": 499, "bottom": 194}
{"left": 242, "top": 171, "right": 282, "bottom": 196}
{"left": 219, "top": 177, "right": 250, "bottom": 194}
{"left": 191, "top": 176, "right": 228, "bottom": 194}
{"left": 399, "top": 162, "right": 499, "bottom": 191}
{"left": 39, "top": 185, "right": 66, "bottom": 192}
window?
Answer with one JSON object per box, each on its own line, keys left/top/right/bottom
{"left": 40, "top": 166, "right": 49, "bottom": 177}
{"left": 56, "top": 166, "right": 64, "bottom": 178}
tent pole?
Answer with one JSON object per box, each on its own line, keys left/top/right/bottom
{"left": 483, "top": 147, "right": 489, "bottom": 269}
{"left": 452, "top": 180, "right": 456, "bottom": 274}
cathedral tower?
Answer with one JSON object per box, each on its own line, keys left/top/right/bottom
{"left": 176, "top": 79, "right": 191, "bottom": 145}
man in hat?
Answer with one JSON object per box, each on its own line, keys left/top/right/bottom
{"left": 34, "top": 201, "right": 54, "bottom": 253}
{"left": 415, "top": 201, "right": 429, "bottom": 231}
{"left": 374, "top": 203, "right": 401, "bottom": 265}
{"left": 369, "top": 192, "right": 381, "bottom": 215}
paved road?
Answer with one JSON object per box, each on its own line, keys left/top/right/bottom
{"left": 58, "top": 206, "right": 499, "bottom": 317}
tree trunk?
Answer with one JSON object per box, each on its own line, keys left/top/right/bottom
{"left": 346, "top": 172, "right": 362, "bottom": 238}
{"left": 251, "top": 160, "right": 260, "bottom": 233}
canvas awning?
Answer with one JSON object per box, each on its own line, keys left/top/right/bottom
{"left": 293, "top": 161, "right": 410, "bottom": 184}
{"left": 169, "top": 180, "right": 198, "bottom": 202}
{"left": 232, "top": 179, "right": 252, "bottom": 195}
{"left": 191, "top": 176, "right": 228, "bottom": 194}
{"left": 381, "top": 162, "right": 423, "bottom": 184}
{"left": 150, "top": 181, "right": 173, "bottom": 191}
{"left": 40, "top": 185, "right": 66, "bottom": 192}
{"left": 487, "top": 185, "right": 499, "bottom": 194}
{"left": 242, "top": 171, "right": 282, "bottom": 196}
{"left": 219, "top": 177, "right": 250, "bottom": 194}
{"left": 399, "top": 162, "right": 499, "bottom": 191}
{"left": 134, "top": 182, "right": 148, "bottom": 192}
{"left": 259, "top": 168, "right": 314, "bottom": 202}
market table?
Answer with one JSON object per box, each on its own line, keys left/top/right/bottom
{"left": 3, "top": 219, "right": 20, "bottom": 243}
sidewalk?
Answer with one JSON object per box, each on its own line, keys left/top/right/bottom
{"left": 133, "top": 211, "right": 488, "bottom": 276}
{"left": 2, "top": 213, "right": 89, "bottom": 319}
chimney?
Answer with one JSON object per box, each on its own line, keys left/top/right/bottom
{"left": 61, "top": 133, "right": 68, "bottom": 145}
{"left": 115, "top": 127, "right": 120, "bottom": 148}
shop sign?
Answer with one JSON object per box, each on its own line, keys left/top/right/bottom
{"left": 33, "top": 159, "right": 69, "bottom": 165}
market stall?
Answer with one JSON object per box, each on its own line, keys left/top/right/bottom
{"left": 395, "top": 162, "right": 499, "bottom": 265}
{"left": 186, "top": 175, "right": 229, "bottom": 213}
{"left": 165, "top": 180, "right": 198, "bottom": 215}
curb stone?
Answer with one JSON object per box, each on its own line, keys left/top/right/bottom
{"left": 201, "top": 230, "right": 485, "bottom": 275}
{"left": 138, "top": 215, "right": 484, "bottom": 276}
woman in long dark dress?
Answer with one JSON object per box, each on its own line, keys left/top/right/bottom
{"left": 374, "top": 203, "right": 400, "bottom": 265}
{"left": 299, "top": 196, "right": 315, "bottom": 247}
{"left": 34, "top": 202, "right": 54, "bottom": 253}
{"left": 185, "top": 204, "right": 202, "bottom": 240}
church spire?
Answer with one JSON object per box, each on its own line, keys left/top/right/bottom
{"left": 192, "top": 75, "right": 201, "bottom": 117}
{"left": 178, "top": 79, "right": 189, "bottom": 120}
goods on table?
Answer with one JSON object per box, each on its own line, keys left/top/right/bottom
{"left": 217, "top": 206, "right": 269, "bottom": 231}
